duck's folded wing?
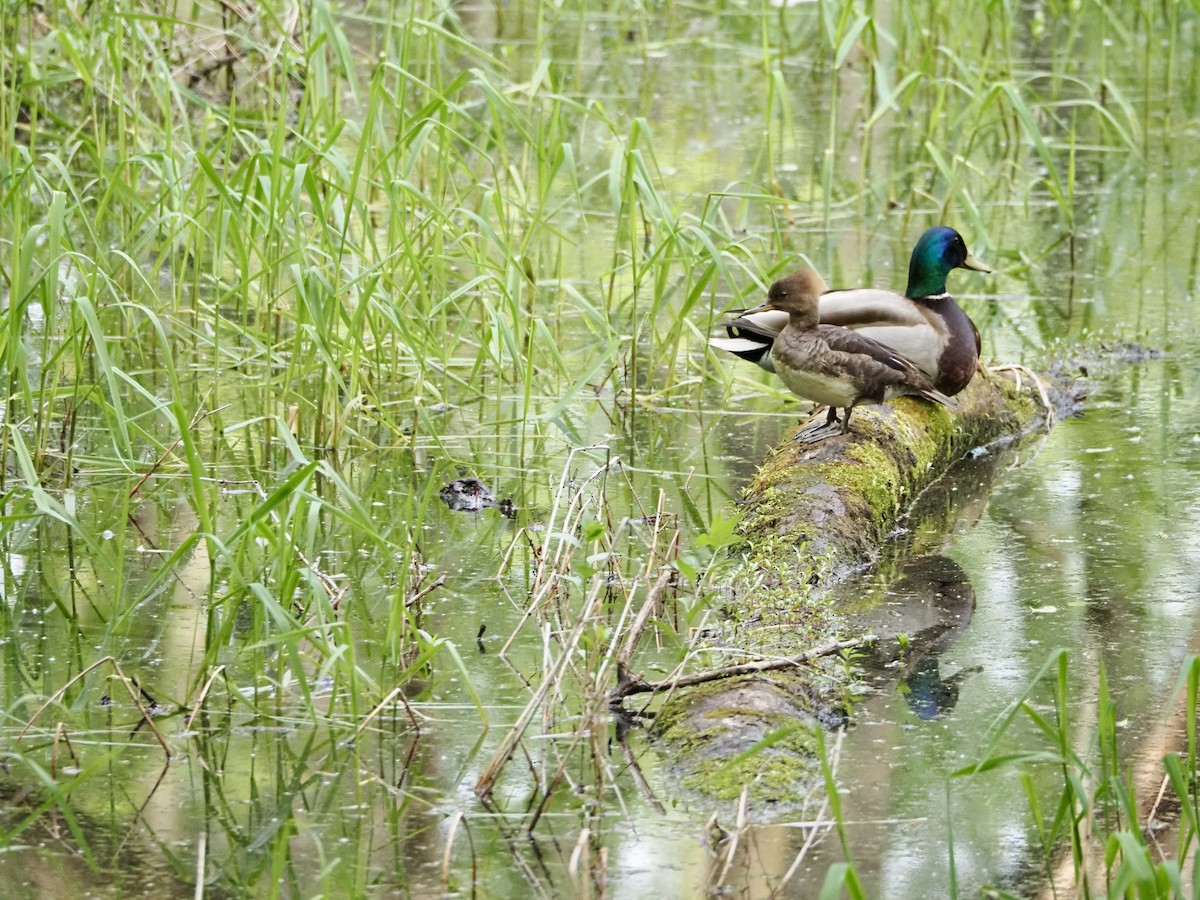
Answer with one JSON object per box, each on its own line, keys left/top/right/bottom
{"left": 820, "top": 289, "right": 943, "bottom": 376}
{"left": 818, "top": 326, "right": 957, "bottom": 408}
{"left": 818, "top": 289, "right": 929, "bottom": 328}
{"left": 817, "top": 324, "right": 921, "bottom": 372}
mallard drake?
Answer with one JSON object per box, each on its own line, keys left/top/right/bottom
{"left": 710, "top": 226, "right": 991, "bottom": 396}
{"left": 764, "top": 268, "right": 955, "bottom": 442}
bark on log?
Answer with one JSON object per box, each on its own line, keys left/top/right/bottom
{"left": 735, "top": 367, "right": 1069, "bottom": 581}
{"left": 632, "top": 366, "right": 1080, "bottom": 804}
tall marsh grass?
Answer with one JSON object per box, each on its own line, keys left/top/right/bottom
{"left": 0, "top": 0, "right": 1194, "bottom": 894}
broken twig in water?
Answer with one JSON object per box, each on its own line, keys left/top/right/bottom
{"left": 609, "top": 636, "right": 869, "bottom": 706}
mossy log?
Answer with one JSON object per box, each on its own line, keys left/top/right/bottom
{"left": 633, "top": 367, "right": 1079, "bottom": 804}
{"left": 736, "top": 367, "right": 1071, "bottom": 581}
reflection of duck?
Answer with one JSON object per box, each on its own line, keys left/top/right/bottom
{"left": 848, "top": 555, "right": 977, "bottom": 652}
{"left": 888, "top": 556, "right": 980, "bottom": 720}
{"left": 847, "top": 555, "right": 980, "bottom": 718}
{"left": 711, "top": 227, "right": 991, "bottom": 396}
{"left": 751, "top": 268, "right": 955, "bottom": 442}
{"left": 901, "top": 657, "right": 983, "bottom": 721}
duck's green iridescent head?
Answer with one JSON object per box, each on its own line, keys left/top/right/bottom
{"left": 905, "top": 226, "right": 991, "bottom": 299}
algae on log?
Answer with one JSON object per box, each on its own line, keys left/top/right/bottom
{"left": 633, "top": 368, "right": 1075, "bottom": 804}
{"left": 737, "top": 367, "right": 1065, "bottom": 581}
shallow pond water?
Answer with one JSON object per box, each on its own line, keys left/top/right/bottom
{"left": 3, "top": 0, "right": 1200, "bottom": 896}
{"left": 782, "top": 348, "right": 1200, "bottom": 896}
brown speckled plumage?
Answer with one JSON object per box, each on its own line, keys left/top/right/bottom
{"left": 709, "top": 227, "right": 991, "bottom": 398}
{"left": 765, "top": 269, "right": 954, "bottom": 439}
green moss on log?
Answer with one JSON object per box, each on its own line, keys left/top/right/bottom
{"left": 651, "top": 674, "right": 827, "bottom": 801}
{"left": 736, "top": 371, "right": 1043, "bottom": 581}
{"left": 648, "top": 369, "right": 1063, "bottom": 806}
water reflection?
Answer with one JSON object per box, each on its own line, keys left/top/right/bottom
{"left": 3, "top": 0, "right": 1200, "bottom": 895}
{"left": 901, "top": 656, "right": 983, "bottom": 722}
{"left": 783, "top": 352, "right": 1200, "bottom": 898}
{"left": 852, "top": 554, "right": 981, "bottom": 722}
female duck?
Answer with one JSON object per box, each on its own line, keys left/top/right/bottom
{"left": 711, "top": 226, "right": 991, "bottom": 397}
{"left": 766, "top": 268, "right": 954, "bottom": 442}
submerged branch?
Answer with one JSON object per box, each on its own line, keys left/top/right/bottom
{"left": 610, "top": 637, "right": 867, "bottom": 705}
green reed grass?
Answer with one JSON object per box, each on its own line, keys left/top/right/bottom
{"left": 0, "top": 0, "right": 1194, "bottom": 893}
{"left": 953, "top": 650, "right": 1200, "bottom": 896}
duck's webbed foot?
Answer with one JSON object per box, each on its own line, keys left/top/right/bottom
{"left": 792, "top": 406, "right": 845, "bottom": 443}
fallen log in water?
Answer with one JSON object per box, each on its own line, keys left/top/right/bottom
{"left": 614, "top": 365, "right": 1080, "bottom": 802}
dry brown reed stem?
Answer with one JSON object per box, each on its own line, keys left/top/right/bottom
{"left": 129, "top": 403, "right": 226, "bottom": 499}
{"left": 609, "top": 637, "right": 868, "bottom": 706}
{"left": 407, "top": 573, "right": 447, "bottom": 607}
{"left": 475, "top": 574, "right": 612, "bottom": 798}
{"left": 472, "top": 600, "right": 595, "bottom": 796}
{"left": 988, "top": 363, "right": 1054, "bottom": 428}
{"left": 526, "top": 697, "right": 595, "bottom": 831}
{"left": 616, "top": 567, "right": 675, "bottom": 674}
{"left": 530, "top": 444, "right": 614, "bottom": 602}
{"left": 525, "top": 516, "right": 678, "bottom": 828}
{"left": 473, "top": 798, "right": 556, "bottom": 899}
{"left": 183, "top": 664, "right": 225, "bottom": 735}
{"left": 770, "top": 726, "right": 845, "bottom": 897}
{"left": 614, "top": 722, "right": 665, "bottom": 813}
{"left": 568, "top": 828, "right": 603, "bottom": 899}
{"left": 712, "top": 785, "right": 752, "bottom": 891}
{"left": 500, "top": 445, "right": 620, "bottom": 658}
{"left": 441, "top": 810, "right": 477, "bottom": 898}
{"left": 550, "top": 513, "right": 641, "bottom": 691}
{"left": 356, "top": 684, "right": 424, "bottom": 740}
{"left": 50, "top": 722, "right": 78, "bottom": 778}
{"left": 117, "top": 763, "right": 172, "bottom": 858}
{"left": 194, "top": 831, "right": 206, "bottom": 900}
{"left": 484, "top": 448, "right": 685, "bottom": 804}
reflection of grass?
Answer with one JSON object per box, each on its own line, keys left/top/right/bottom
{"left": 0, "top": 0, "right": 1189, "bottom": 894}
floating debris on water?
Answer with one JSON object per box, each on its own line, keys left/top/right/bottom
{"left": 439, "top": 478, "right": 515, "bottom": 517}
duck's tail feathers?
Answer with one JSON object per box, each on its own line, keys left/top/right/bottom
{"left": 709, "top": 306, "right": 788, "bottom": 373}
{"left": 707, "top": 335, "right": 776, "bottom": 373}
